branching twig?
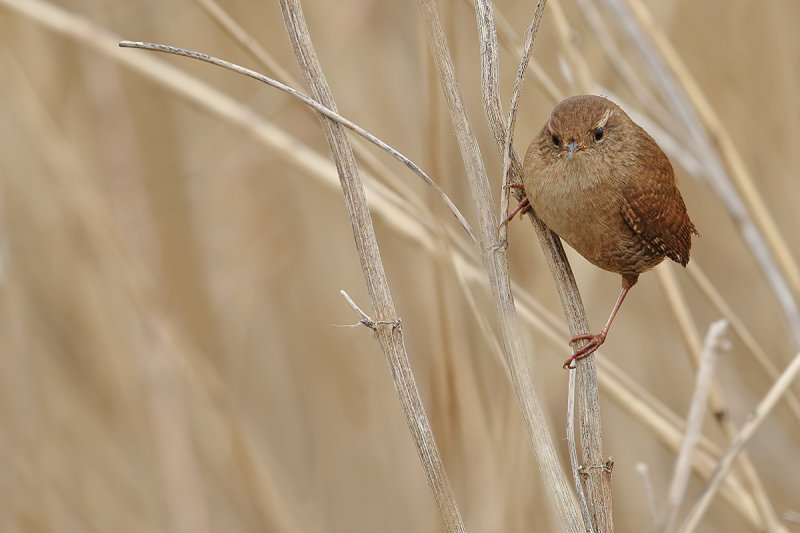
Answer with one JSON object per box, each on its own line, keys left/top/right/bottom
{"left": 277, "top": 2, "right": 465, "bottom": 530}
{"left": 499, "top": 0, "right": 545, "bottom": 245}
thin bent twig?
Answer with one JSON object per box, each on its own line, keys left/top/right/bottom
{"left": 118, "top": 40, "right": 478, "bottom": 246}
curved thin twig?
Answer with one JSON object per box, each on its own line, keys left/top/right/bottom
{"left": 119, "top": 40, "right": 478, "bottom": 246}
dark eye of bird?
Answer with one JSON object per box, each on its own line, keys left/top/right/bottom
{"left": 594, "top": 127, "right": 604, "bottom": 141}
{"left": 552, "top": 134, "right": 561, "bottom": 147}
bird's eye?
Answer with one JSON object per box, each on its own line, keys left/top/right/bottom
{"left": 552, "top": 135, "right": 561, "bottom": 147}
{"left": 594, "top": 127, "right": 604, "bottom": 141}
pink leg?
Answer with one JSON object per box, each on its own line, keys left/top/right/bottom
{"left": 563, "top": 286, "right": 631, "bottom": 369}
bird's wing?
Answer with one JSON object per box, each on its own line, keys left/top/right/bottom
{"left": 621, "top": 174, "right": 697, "bottom": 267}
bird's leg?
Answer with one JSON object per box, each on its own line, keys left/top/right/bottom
{"left": 500, "top": 182, "right": 532, "bottom": 228}
{"left": 499, "top": 198, "right": 531, "bottom": 228}
{"left": 498, "top": 183, "right": 531, "bottom": 228}
{"left": 563, "top": 283, "right": 633, "bottom": 369}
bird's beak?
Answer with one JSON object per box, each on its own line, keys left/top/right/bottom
{"left": 567, "top": 141, "right": 582, "bottom": 161}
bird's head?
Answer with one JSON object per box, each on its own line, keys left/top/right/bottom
{"left": 544, "top": 95, "right": 620, "bottom": 162}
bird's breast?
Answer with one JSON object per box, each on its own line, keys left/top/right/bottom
{"left": 523, "top": 163, "right": 656, "bottom": 274}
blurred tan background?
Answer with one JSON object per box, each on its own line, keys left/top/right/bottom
{"left": 0, "top": 0, "right": 799, "bottom": 532}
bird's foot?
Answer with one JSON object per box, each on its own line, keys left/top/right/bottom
{"left": 563, "top": 332, "right": 607, "bottom": 369}
{"left": 499, "top": 197, "right": 531, "bottom": 228}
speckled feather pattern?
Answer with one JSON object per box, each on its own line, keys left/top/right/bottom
{"left": 523, "top": 95, "right": 697, "bottom": 285}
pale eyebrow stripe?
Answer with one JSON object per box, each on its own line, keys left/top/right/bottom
{"left": 595, "top": 109, "right": 613, "bottom": 129}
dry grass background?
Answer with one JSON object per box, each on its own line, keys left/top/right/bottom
{"left": 0, "top": 0, "right": 799, "bottom": 532}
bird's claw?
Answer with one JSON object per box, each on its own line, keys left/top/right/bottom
{"left": 499, "top": 197, "right": 531, "bottom": 228}
{"left": 563, "top": 332, "right": 606, "bottom": 369}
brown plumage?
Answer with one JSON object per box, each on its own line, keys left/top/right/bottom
{"left": 521, "top": 95, "right": 697, "bottom": 368}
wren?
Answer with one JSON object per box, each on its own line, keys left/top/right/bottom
{"left": 519, "top": 95, "right": 697, "bottom": 368}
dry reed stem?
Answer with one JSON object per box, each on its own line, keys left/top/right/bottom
{"left": 680, "top": 351, "right": 800, "bottom": 533}
{"left": 486, "top": 256, "right": 760, "bottom": 515}
{"left": 454, "top": 241, "right": 760, "bottom": 525}
{"left": 567, "top": 371, "right": 596, "bottom": 532}
{"left": 661, "top": 320, "right": 727, "bottom": 533}
{"left": 277, "top": 1, "right": 465, "bottom": 530}
{"left": 497, "top": 5, "right": 598, "bottom": 527}
{"left": 418, "top": 0, "right": 582, "bottom": 529}
{"left": 510, "top": 3, "right": 603, "bottom": 530}
{"left": 636, "top": 463, "right": 659, "bottom": 530}
{"left": 548, "top": 1, "right": 593, "bottom": 94}
{"left": 473, "top": 1, "right": 612, "bottom": 529}
{"left": 463, "top": 0, "right": 562, "bottom": 104}
{"left": 498, "top": 1, "right": 545, "bottom": 245}
{"left": 656, "top": 265, "right": 784, "bottom": 532}
{"left": 500, "top": 264, "right": 759, "bottom": 524}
